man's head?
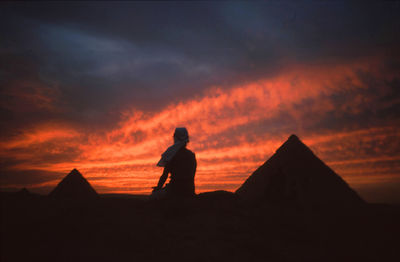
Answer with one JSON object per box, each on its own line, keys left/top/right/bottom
{"left": 173, "top": 127, "right": 189, "bottom": 145}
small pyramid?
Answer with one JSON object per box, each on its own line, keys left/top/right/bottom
{"left": 49, "top": 169, "right": 98, "bottom": 199}
{"left": 16, "top": 187, "right": 32, "bottom": 198}
{"left": 18, "top": 187, "right": 30, "bottom": 195}
{"left": 236, "top": 134, "right": 364, "bottom": 207}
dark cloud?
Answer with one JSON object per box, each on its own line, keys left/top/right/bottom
{"left": 0, "top": 169, "right": 63, "bottom": 186}
{"left": 1, "top": 2, "right": 400, "bottom": 197}
{"left": 2, "top": 2, "right": 399, "bottom": 120}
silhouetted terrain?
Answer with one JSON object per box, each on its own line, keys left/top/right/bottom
{"left": 1, "top": 135, "right": 399, "bottom": 261}
{"left": 1, "top": 192, "right": 400, "bottom": 262}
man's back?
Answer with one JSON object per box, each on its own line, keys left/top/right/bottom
{"left": 166, "top": 147, "right": 196, "bottom": 197}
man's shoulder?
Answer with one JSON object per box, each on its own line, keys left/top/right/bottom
{"left": 182, "top": 147, "right": 195, "bottom": 157}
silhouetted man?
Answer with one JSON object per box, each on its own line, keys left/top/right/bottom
{"left": 151, "top": 127, "right": 196, "bottom": 199}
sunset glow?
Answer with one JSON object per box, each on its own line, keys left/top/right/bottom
{"left": 1, "top": 2, "right": 399, "bottom": 203}
{"left": 2, "top": 59, "right": 399, "bottom": 199}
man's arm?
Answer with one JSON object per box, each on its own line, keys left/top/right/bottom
{"left": 154, "top": 167, "right": 169, "bottom": 190}
{"left": 192, "top": 154, "right": 197, "bottom": 178}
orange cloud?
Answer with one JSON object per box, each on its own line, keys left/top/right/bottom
{"left": 1, "top": 58, "right": 399, "bottom": 199}
{"left": 0, "top": 123, "right": 80, "bottom": 150}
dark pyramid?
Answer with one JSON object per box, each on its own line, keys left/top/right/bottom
{"left": 236, "top": 134, "right": 364, "bottom": 207}
{"left": 18, "top": 187, "right": 30, "bottom": 196}
{"left": 49, "top": 168, "right": 98, "bottom": 199}
{"left": 15, "top": 187, "right": 34, "bottom": 198}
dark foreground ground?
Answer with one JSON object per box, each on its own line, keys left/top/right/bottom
{"left": 1, "top": 191, "right": 399, "bottom": 262}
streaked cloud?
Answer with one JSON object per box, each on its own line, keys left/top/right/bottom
{"left": 0, "top": 2, "right": 399, "bottom": 202}
{"left": 1, "top": 58, "right": 399, "bottom": 202}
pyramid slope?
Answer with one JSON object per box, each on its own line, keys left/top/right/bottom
{"left": 49, "top": 169, "right": 98, "bottom": 199}
{"left": 236, "top": 135, "right": 364, "bottom": 206}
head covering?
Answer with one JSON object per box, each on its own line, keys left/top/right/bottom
{"left": 157, "top": 127, "right": 189, "bottom": 167}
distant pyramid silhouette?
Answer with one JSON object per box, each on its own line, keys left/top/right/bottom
{"left": 18, "top": 187, "right": 30, "bottom": 195}
{"left": 16, "top": 187, "right": 33, "bottom": 198}
{"left": 49, "top": 169, "right": 98, "bottom": 199}
{"left": 236, "top": 135, "right": 364, "bottom": 207}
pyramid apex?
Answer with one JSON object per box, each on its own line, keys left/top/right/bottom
{"left": 288, "top": 134, "right": 299, "bottom": 141}
{"left": 278, "top": 134, "right": 304, "bottom": 152}
{"left": 69, "top": 168, "right": 82, "bottom": 175}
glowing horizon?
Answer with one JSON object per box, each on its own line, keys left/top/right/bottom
{"left": 1, "top": 2, "right": 400, "bottom": 203}
{"left": 1, "top": 59, "right": 399, "bottom": 202}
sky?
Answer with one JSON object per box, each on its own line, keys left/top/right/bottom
{"left": 1, "top": 1, "right": 400, "bottom": 203}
